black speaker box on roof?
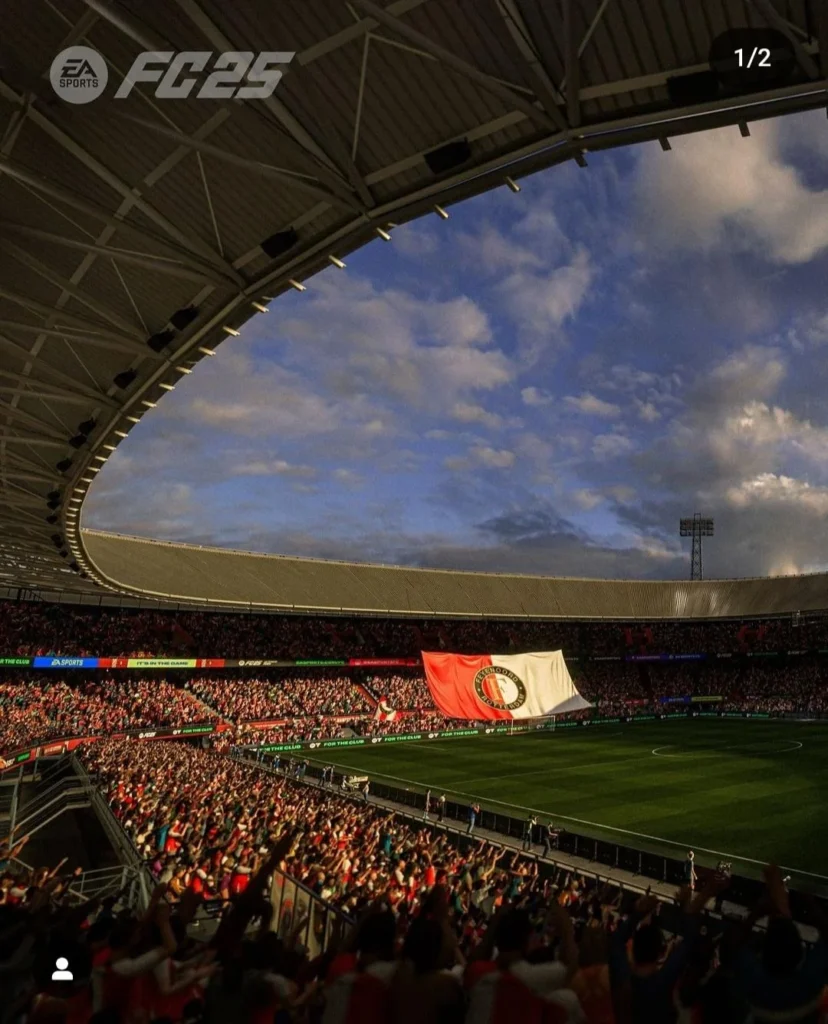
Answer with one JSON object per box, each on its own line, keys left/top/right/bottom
{"left": 148, "top": 330, "right": 175, "bottom": 353}
{"left": 170, "top": 306, "right": 198, "bottom": 330}
{"left": 424, "top": 139, "right": 471, "bottom": 175}
{"left": 261, "top": 229, "right": 299, "bottom": 259}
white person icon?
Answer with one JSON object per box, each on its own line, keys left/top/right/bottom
{"left": 51, "top": 957, "right": 73, "bottom": 981}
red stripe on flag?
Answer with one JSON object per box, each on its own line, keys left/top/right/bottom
{"left": 421, "top": 653, "right": 512, "bottom": 721}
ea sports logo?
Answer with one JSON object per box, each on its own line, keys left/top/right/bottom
{"left": 50, "top": 46, "right": 108, "bottom": 104}
{"left": 473, "top": 666, "right": 527, "bottom": 711}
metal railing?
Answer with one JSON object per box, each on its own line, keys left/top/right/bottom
{"left": 8, "top": 857, "right": 148, "bottom": 910}
{"left": 8, "top": 773, "right": 91, "bottom": 840}
{"left": 270, "top": 867, "right": 352, "bottom": 959}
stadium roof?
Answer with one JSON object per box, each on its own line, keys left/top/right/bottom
{"left": 1, "top": 0, "right": 827, "bottom": 613}
{"left": 65, "top": 529, "right": 828, "bottom": 619}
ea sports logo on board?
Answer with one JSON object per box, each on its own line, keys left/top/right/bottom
{"left": 473, "top": 666, "right": 527, "bottom": 711}
{"left": 50, "top": 47, "right": 108, "bottom": 104}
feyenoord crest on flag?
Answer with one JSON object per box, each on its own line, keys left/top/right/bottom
{"left": 421, "top": 651, "right": 591, "bottom": 721}
{"left": 473, "top": 666, "right": 527, "bottom": 711}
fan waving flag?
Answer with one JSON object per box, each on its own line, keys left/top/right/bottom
{"left": 421, "top": 651, "right": 590, "bottom": 721}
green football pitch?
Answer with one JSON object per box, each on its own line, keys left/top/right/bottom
{"left": 310, "top": 718, "right": 828, "bottom": 891}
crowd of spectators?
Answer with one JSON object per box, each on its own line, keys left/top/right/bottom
{"left": 0, "top": 678, "right": 216, "bottom": 756}
{"left": 184, "top": 676, "right": 372, "bottom": 723}
{"left": 364, "top": 673, "right": 435, "bottom": 710}
{"left": 3, "top": 740, "right": 824, "bottom": 1022}
{"left": 6, "top": 658, "right": 828, "bottom": 758}
{"left": 4, "top": 599, "right": 828, "bottom": 660}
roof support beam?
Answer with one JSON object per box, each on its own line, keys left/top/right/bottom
{"left": 0, "top": 287, "right": 140, "bottom": 344}
{"left": 299, "top": 0, "right": 429, "bottom": 64}
{"left": 578, "top": 0, "right": 613, "bottom": 59}
{"left": 0, "top": 334, "right": 124, "bottom": 399}
{"left": 0, "top": 239, "right": 144, "bottom": 339}
{"left": 0, "top": 467, "right": 62, "bottom": 485}
{"left": 0, "top": 156, "right": 238, "bottom": 285}
{"left": 493, "top": 0, "right": 567, "bottom": 127}
{"left": 819, "top": 0, "right": 828, "bottom": 109}
{"left": 0, "top": 223, "right": 224, "bottom": 286}
{"left": 0, "top": 78, "right": 245, "bottom": 285}
{"left": 0, "top": 384, "right": 114, "bottom": 407}
{"left": 0, "top": 430, "right": 68, "bottom": 449}
{"left": 351, "top": 0, "right": 562, "bottom": 134}
{"left": 0, "top": 400, "right": 68, "bottom": 440}
{"left": 0, "top": 537, "right": 57, "bottom": 555}
{"left": 748, "top": 0, "right": 820, "bottom": 79}
{"left": 0, "top": 320, "right": 153, "bottom": 358}
{"left": 0, "top": 516, "right": 51, "bottom": 536}
{"left": 78, "top": 0, "right": 160, "bottom": 51}
{"left": 564, "top": 0, "right": 581, "bottom": 128}
{"left": 112, "top": 114, "right": 360, "bottom": 211}
{"left": 0, "top": 488, "right": 47, "bottom": 509}
{"left": 81, "top": 0, "right": 366, "bottom": 206}
{"left": 172, "top": 0, "right": 376, "bottom": 209}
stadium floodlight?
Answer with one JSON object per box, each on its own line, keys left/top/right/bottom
{"left": 376, "top": 227, "right": 392, "bottom": 241}
{"left": 679, "top": 514, "right": 714, "bottom": 581}
{"left": 328, "top": 255, "right": 346, "bottom": 269}
{"left": 505, "top": 176, "right": 521, "bottom": 193}
{"left": 222, "top": 326, "right": 240, "bottom": 336}
{"left": 251, "top": 302, "right": 269, "bottom": 313}
{"left": 288, "top": 280, "right": 306, "bottom": 292}
{"left": 433, "top": 204, "right": 449, "bottom": 219}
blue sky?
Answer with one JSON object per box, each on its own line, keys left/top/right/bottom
{"left": 86, "top": 109, "right": 828, "bottom": 580}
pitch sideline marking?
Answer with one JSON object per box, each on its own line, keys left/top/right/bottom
{"left": 315, "top": 750, "right": 828, "bottom": 885}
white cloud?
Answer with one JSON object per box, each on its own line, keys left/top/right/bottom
{"left": 393, "top": 223, "right": 440, "bottom": 258}
{"left": 276, "top": 277, "right": 513, "bottom": 415}
{"left": 451, "top": 402, "right": 503, "bottom": 429}
{"left": 636, "top": 119, "right": 828, "bottom": 264}
{"left": 726, "top": 473, "right": 828, "bottom": 514}
{"left": 636, "top": 400, "right": 661, "bottom": 422}
{"left": 521, "top": 387, "right": 554, "bottom": 407}
{"left": 472, "top": 446, "right": 515, "bottom": 469}
{"left": 445, "top": 446, "right": 516, "bottom": 471}
{"left": 564, "top": 392, "right": 621, "bottom": 417}
{"left": 708, "top": 401, "right": 828, "bottom": 468}
{"left": 706, "top": 346, "right": 786, "bottom": 401}
{"left": 592, "top": 433, "right": 634, "bottom": 459}
{"left": 456, "top": 224, "right": 545, "bottom": 274}
{"left": 573, "top": 488, "right": 603, "bottom": 510}
{"left": 499, "top": 247, "right": 593, "bottom": 343}
{"left": 233, "top": 459, "right": 317, "bottom": 478}
{"left": 333, "top": 468, "right": 364, "bottom": 487}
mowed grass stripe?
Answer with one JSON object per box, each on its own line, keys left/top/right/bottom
{"left": 315, "top": 720, "right": 828, "bottom": 885}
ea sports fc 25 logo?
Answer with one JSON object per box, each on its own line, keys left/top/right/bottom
{"left": 473, "top": 666, "right": 527, "bottom": 712}
{"left": 50, "top": 46, "right": 294, "bottom": 105}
